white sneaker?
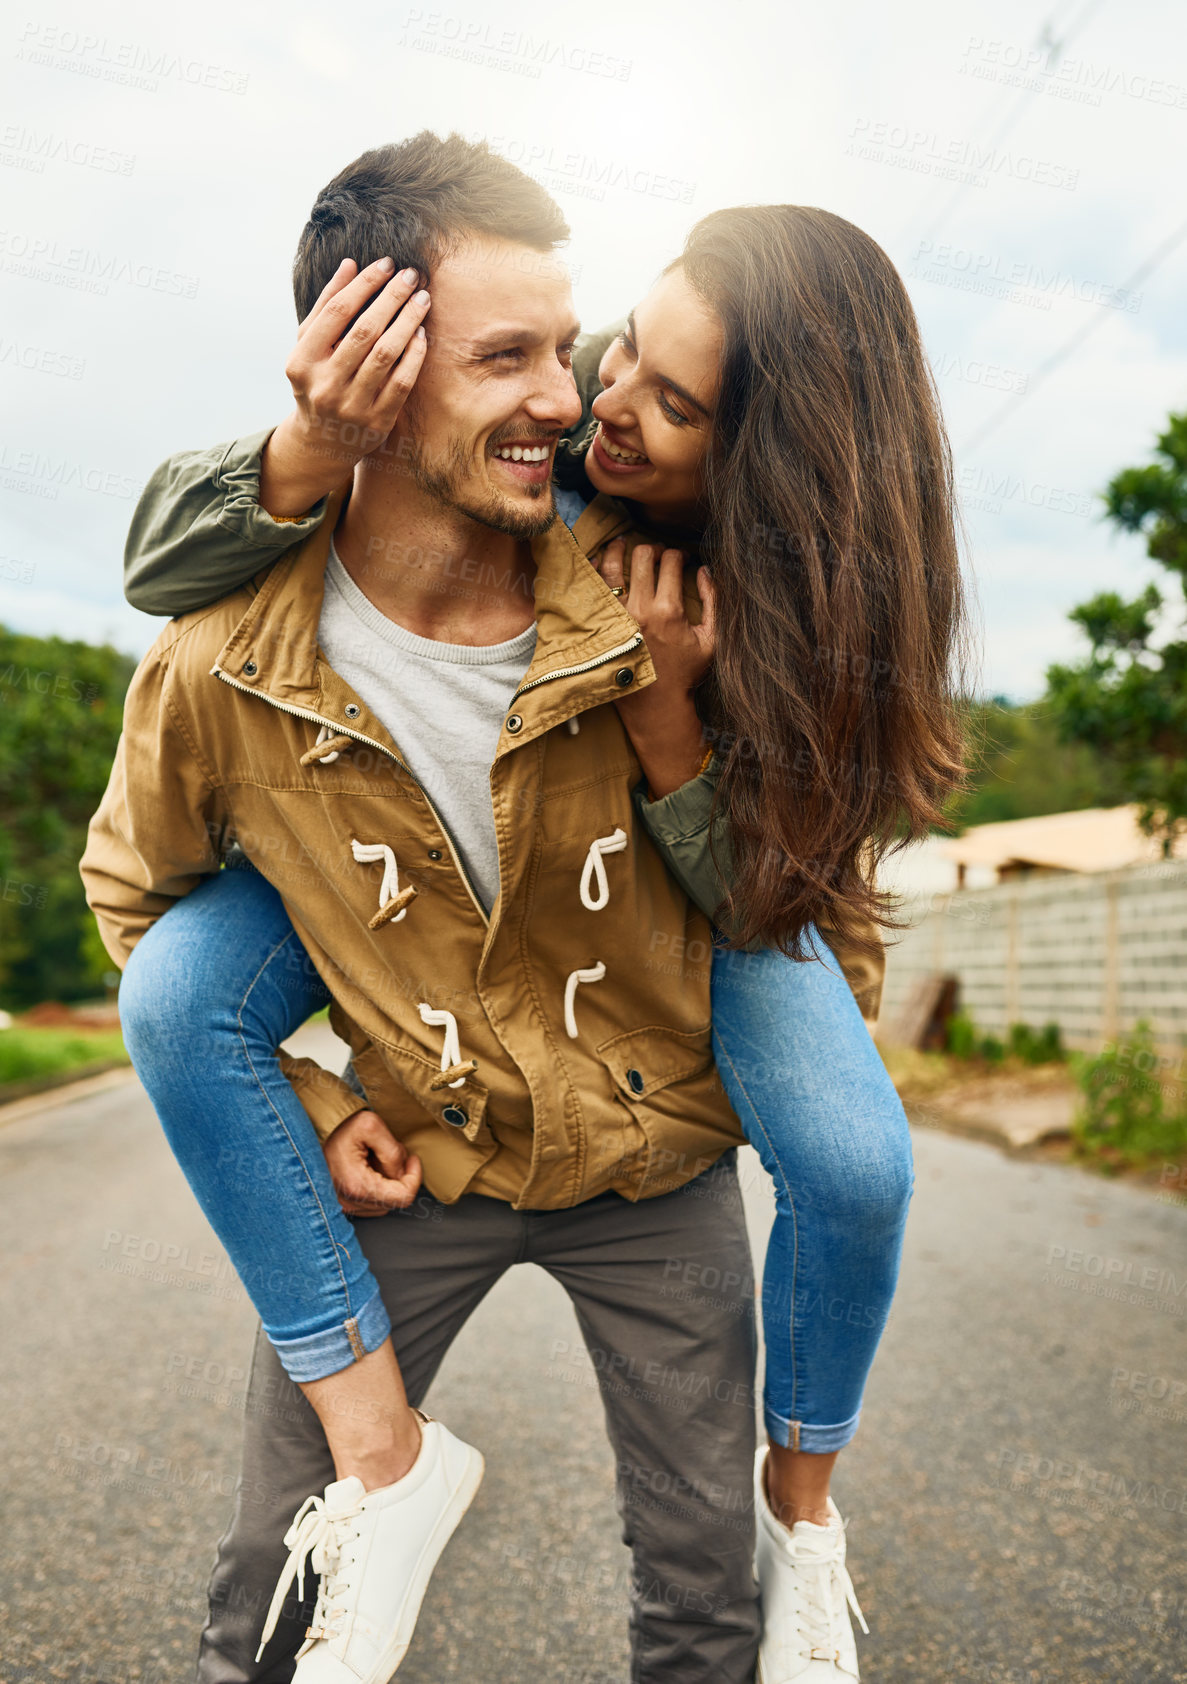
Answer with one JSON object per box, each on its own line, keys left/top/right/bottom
{"left": 256, "top": 1410, "right": 484, "bottom": 1681}
{"left": 754, "top": 1448, "right": 869, "bottom": 1682}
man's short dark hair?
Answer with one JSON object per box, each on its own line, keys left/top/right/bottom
{"left": 292, "top": 131, "right": 570, "bottom": 321}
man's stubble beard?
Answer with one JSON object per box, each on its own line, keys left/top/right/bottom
{"left": 404, "top": 430, "right": 557, "bottom": 541}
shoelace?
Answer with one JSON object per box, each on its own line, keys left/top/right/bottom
{"left": 563, "top": 961, "right": 606, "bottom": 1038}
{"left": 255, "top": 1487, "right": 365, "bottom": 1661}
{"left": 351, "top": 839, "right": 418, "bottom": 928}
{"left": 578, "top": 827, "right": 629, "bottom": 912}
{"left": 778, "top": 1523, "right": 869, "bottom": 1665}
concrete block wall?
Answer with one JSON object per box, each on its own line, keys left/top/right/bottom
{"left": 878, "top": 859, "right": 1187, "bottom": 1053}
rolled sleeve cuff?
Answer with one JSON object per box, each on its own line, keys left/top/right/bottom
{"left": 632, "top": 753, "right": 741, "bottom": 933}
{"left": 214, "top": 428, "right": 332, "bottom": 545}
{"left": 634, "top": 752, "right": 722, "bottom": 844}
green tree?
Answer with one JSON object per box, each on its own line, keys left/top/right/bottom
{"left": 0, "top": 627, "right": 135, "bottom": 1009}
{"left": 1046, "top": 411, "right": 1187, "bottom": 848}
{"left": 947, "top": 696, "right": 1124, "bottom": 832}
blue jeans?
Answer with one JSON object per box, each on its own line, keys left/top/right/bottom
{"left": 711, "top": 933, "right": 913, "bottom": 1451}
{"left": 119, "top": 860, "right": 392, "bottom": 1381}
{"left": 121, "top": 868, "right": 913, "bottom": 1449}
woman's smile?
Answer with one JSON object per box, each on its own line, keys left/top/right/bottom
{"left": 590, "top": 421, "right": 651, "bottom": 475}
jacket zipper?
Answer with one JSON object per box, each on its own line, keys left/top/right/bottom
{"left": 210, "top": 665, "right": 491, "bottom": 927}
{"left": 510, "top": 634, "right": 644, "bottom": 703}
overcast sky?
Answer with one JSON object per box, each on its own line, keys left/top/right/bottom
{"left": 2, "top": 0, "right": 1184, "bottom": 698}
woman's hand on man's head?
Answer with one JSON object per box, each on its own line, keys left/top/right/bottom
{"left": 260, "top": 257, "right": 431, "bottom": 519}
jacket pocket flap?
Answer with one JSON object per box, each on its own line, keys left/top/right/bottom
{"left": 594, "top": 1023, "right": 714, "bottom": 1100}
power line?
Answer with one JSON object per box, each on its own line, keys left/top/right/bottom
{"left": 960, "top": 218, "right": 1187, "bottom": 453}
{"left": 901, "top": 0, "right": 1107, "bottom": 253}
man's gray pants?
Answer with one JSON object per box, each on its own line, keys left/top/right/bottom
{"left": 197, "top": 1152, "right": 760, "bottom": 1684}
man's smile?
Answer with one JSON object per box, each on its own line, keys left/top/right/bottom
{"left": 487, "top": 436, "right": 555, "bottom": 486}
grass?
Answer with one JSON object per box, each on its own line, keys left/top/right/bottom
{"left": 877, "top": 1042, "right": 1072, "bottom": 1106}
{"left": 0, "top": 1025, "right": 129, "bottom": 1088}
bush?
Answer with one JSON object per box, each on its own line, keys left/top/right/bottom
{"left": 1071, "top": 1021, "right": 1187, "bottom": 1165}
{"left": 945, "top": 1014, "right": 1063, "bottom": 1066}
{"left": 945, "top": 1011, "right": 979, "bottom": 1059}
{"left": 0, "top": 626, "right": 135, "bottom": 1010}
{"left": 1008, "top": 1021, "right": 1064, "bottom": 1064}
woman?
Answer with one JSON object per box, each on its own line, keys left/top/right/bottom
{"left": 117, "top": 205, "right": 965, "bottom": 1680}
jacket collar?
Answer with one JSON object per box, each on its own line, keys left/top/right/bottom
{"left": 211, "top": 484, "right": 657, "bottom": 750}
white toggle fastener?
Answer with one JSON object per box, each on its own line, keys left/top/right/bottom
{"left": 579, "top": 827, "right": 629, "bottom": 912}
{"left": 419, "top": 1003, "right": 466, "bottom": 1088}
{"left": 351, "top": 839, "right": 410, "bottom": 924}
{"left": 313, "top": 724, "right": 342, "bottom": 764}
{"left": 564, "top": 962, "right": 606, "bottom": 1039}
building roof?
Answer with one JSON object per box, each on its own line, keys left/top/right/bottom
{"left": 941, "top": 806, "right": 1185, "bottom": 875}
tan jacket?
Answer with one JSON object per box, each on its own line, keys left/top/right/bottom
{"left": 82, "top": 490, "right": 746, "bottom": 1209}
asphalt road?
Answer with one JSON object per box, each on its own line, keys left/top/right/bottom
{"left": 2, "top": 1040, "right": 1186, "bottom": 1684}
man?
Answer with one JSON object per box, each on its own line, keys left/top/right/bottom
{"left": 82, "top": 133, "right": 761, "bottom": 1683}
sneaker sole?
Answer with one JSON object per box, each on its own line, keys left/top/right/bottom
{"left": 361, "top": 1444, "right": 486, "bottom": 1684}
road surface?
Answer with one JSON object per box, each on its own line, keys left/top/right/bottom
{"left": 1, "top": 1032, "right": 1185, "bottom": 1683}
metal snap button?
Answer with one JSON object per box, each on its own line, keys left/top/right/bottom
{"left": 427, "top": 849, "right": 443, "bottom": 861}
{"left": 243, "top": 660, "right": 258, "bottom": 677}
{"left": 614, "top": 668, "right": 635, "bottom": 688}
{"left": 626, "top": 1068, "right": 645, "bottom": 1095}
{"left": 442, "top": 1104, "right": 468, "bottom": 1127}
{"left": 506, "top": 714, "right": 523, "bottom": 733}
{"left": 344, "top": 703, "right": 361, "bottom": 719}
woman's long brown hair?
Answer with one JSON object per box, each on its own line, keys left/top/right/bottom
{"left": 676, "top": 205, "right": 969, "bottom": 958}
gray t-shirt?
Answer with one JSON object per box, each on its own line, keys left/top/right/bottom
{"left": 317, "top": 539, "right": 537, "bottom": 911}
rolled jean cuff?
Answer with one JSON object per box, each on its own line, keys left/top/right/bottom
{"left": 765, "top": 1406, "right": 862, "bottom": 1455}
{"left": 267, "top": 1285, "right": 393, "bottom": 1383}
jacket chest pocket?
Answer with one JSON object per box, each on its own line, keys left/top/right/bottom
{"left": 594, "top": 1023, "right": 715, "bottom": 1103}
{"left": 593, "top": 1022, "right": 740, "bottom": 1195}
